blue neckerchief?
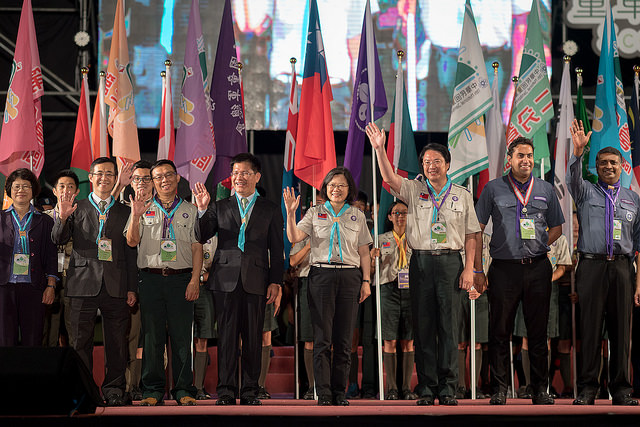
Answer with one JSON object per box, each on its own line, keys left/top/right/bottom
{"left": 236, "top": 192, "right": 258, "bottom": 252}
{"left": 88, "top": 193, "right": 115, "bottom": 245}
{"left": 10, "top": 207, "right": 34, "bottom": 253}
{"left": 598, "top": 179, "right": 620, "bottom": 257}
{"left": 153, "top": 195, "right": 183, "bottom": 239}
{"left": 324, "top": 201, "right": 350, "bottom": 263}
{"left": 425, "top": 176, "right": 452, "bottom": 223}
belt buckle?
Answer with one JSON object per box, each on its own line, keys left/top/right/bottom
{"left": 161, "top": 266, "right": 169, "bottom": 276}
{"left": 433, "top": 250, "right": 442, "bottom": 256}
{"left": 606, "top": 255, "right": 615, "bottom": 261}
{"left": 521, "top": 257, "right": 532, "bottom": 265}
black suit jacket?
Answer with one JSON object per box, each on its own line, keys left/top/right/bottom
{"left": 0, "top": 210, "right": 57, "bottom": 288}
{"left": 51, "top": 198, "right": 137, "bottom": 298}
{"left": 198, "top": 196, "right": 284, "bottom": 295}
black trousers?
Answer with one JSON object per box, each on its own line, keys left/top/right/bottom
{"left": 213, "top": 280, "right": 266, "bottom": 399}
{"left": 308, "top": 266, "right": 361, "bottom": 399}
{"left": 575, "top": 257, "right": 634, "bottom": 398}
{"left": 488, "top": 257, "right": 552, "bottom": 395}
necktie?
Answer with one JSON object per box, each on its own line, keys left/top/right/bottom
{"left": 99, "top": 200, "right": 107, "bottom": 213}
{"left": 241, "top": 197, "right": 248, "bottom": 210}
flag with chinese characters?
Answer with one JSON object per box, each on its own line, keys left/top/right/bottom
{"left": 158, "top": 63, "right": 175, "bottom": 161}
{"left": 91, "top": 72, "right": 109, "bottom": 159}
{"left": 344, "top": 0, "right": 387, "bottom": 186}
{"left": 447, "top": 0, "right": 492, "bottom": 185}
{"left": 628, "top": 69, "right": 640, "bottom": 194}
{"left": 211, "top": 0, "right": 246, "bottom": 186}
{"left": 282, "top": 63, "right": 300, "bottom": 267}
{"left": 0, "top": 0, "right": 44, "bottom": 177}
{"left": 175, "top": 0, "right": 215, "bottom": 189}
{"left": 589, "top": 0, "right": 632, "bottom": 187}
{"left": 295, "top": 0, "right": 337, "bottom": 191}
{"left": 70, "top": 71, "right": 92, "bottom": 199}
{"left": 576, "top": 71, "right": 595, "bottom": 183}
{"left": 505, "top": 0, "right": 553, "bottom": 177}
{"left": 105, "top": 0, "right": 140, "bottom": 167}
{"left": 484, "top": 65, "right": 506, "bottom": 183}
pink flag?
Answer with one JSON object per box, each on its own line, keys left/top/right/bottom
{"left": 157, "top": 62, "right": 175, "bottom": 161}
{"left": 91, "top": 72, "right": 109, "bottom": 159}
{"left": 0, "top": 0, "right": 44, "bottom": 176}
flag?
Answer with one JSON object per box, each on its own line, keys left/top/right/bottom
{"left": 447, "top": 0, "right": 492, "bottom": 185}
{"left": 175, "top": 0, "right": 215, "bottom": 189}
{"left": 0, "top": 0, "right": 44, "bottom": 177}
{"left": 629, "top": 68, "right": 640, "bottom": 194}
{"left": 575, "top": 70, "right": 596, "bottom": 184}
{"left": 378, "top": 53, "right": 421, "bottom": 228}
{"left": 282, "top": 60, "right": 301, "bottom": 268}
{"left": 105, "top": 0, "right": 140, "bottom": 167}
{"left": 91, "top": 71, "right": 109, "bottom": 159}
{"left": 553, "top": 58, "right": 574, "bottom": 249}
{"left": 505, "top": 0, "right": 553, "bottom": 177}
{"left": 485, "top": 64, "right": 506, "bottom": 183}
{"left": 158, "top": 61, "right": 176, "bottom": 161}
{"left": 70, "top": 70, "right": 93, "bottom": 199}
{"left": 295, "top": 0, "right": 337, "bottom": 191}
{"left": 211, "top": 0, "right": 246, "bottom": 186}
{"left": 589, "top": 0, "right": 632, "bottom": 187}
{"left": 344, "top": 0, "right": 387, "bottom": 186}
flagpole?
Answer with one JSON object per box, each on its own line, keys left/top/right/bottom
{"left": 468, "top": 177, "right": 476, "bottom": 400}
{"left": 99, "top": 70, "right": 108, "bottom": 158}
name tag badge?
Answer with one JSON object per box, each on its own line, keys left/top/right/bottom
{"left": 57, "top": 252, "right": 65, "bottom": 273}
{"left": 12, "top": 253, "right": 29, "bottom": 276}
{"left": 520, "top": 218, "right": 536, "bottom": 240}
{"left": 431, "top": 221, "right": 447, "bottom": 244}
{"left": 161, "top": 239, "right": 177, "bottom": 262}
{"left": 613, "top": 219, "right": 622, "bottom": 240}
{"left": 398, "top": 269, "right": 409, "bottom": 289}
{"left": 98, "top": 238, "right": 113, "bottom": 261}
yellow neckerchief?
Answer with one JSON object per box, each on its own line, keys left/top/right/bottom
{"left": 392, "top": 230, "right": 407, "bottom": 269}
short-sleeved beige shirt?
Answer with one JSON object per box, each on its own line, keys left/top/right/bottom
{"left": 201, "top": 235, "right": 218, "bottom": 274}
{"left": 290, "top": 238, "right": 310, "bottom": 278}
{"left": 548, "top": 234, "right": 572, "bottom": 271}
{"left": 297, "top": 204, "right": 372, "bottom": 268}
{"left": 124, "top": 199, "right": 199, "bottom": 269}
{"left": 392, "top": 178, "right": 481, "bottom": 251}
{"left": 377, "top": 231, "right": 412, "bottom": 284}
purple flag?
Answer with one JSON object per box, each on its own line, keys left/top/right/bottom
{"left": 343, "top": 0, "right": 387, "bottom": 186}
{"left": 211, "top": 0, "right": 247, "bottom": 186}
{"left": 175, "top": 0, "right": 215, "bottom": 189}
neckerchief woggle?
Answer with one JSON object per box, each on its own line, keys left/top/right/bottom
{"left": 236, "top": 192, "right": 258, "bottom": 251}
{"left": 88, "top": 193, "right": 115, "bottom": 245}
{"left": 392, "top": 230, "right": 408, "bottom": 269}
{"left": 598, "top": 179, "right": 620, "bottom": 257}
{"left": 153, "top": 195, "right": 183, "bottom": 239}
{"left": 507, "top": 173, "right": 534, "bottom": 238}
{"left": 426, "top": 177, "right": 452, "bottom": 223}
{"left": 325, "top": 201, "right": 350, "bottom": 263}
{"left": 10, "top": 208, "right": 34, "bottom": 253}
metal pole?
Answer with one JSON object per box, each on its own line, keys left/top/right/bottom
{"left": 571, "top": 269, "right": 577, "bottom": 398}
{"left": 294, "top": 279, "right": 300, "bottom": 399}
{"left": 467, "top": 177, "right": 476, "bottom": 400}
{"left": 509, "top": 338, "right": 516, "bottom": 398}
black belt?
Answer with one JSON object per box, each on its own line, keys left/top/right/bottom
{"left": 141, "top": 267, "right": 192, "bottom": 276}
{"left": 579, "top": 253, "right": 631, "bottom": 262}
{"left": 496, "top": 254, "right": 547, "bottom": 265}
{"left": 413, "top": 249, "right": 460, "bottom": 256}
{"left": 312, "top": 263, "right": 357, "bottom": 270}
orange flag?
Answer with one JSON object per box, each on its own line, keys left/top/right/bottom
{"left": 91, "top": 71, "right": 109, "bottom": 159}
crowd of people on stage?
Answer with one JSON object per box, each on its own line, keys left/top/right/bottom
{"left": 2, "top": 119, "right": 640, "bottom": 407}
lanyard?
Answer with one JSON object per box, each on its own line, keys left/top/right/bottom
{"left": 236, "top": 193, "right": 258, "bottom": 252}
{"left": 598, "top": 180, "right": 620, "bottom": 257}
{"left": 153, "top": 196, "right": 183, "bottom": 239}
{"left": 10, "top": 209, "right": 33, "bottom": 253}
{"left": 392, "top": 230, "right": 407, "bottom": 269}
{"left": 88, "top": 193, "right": 115, "bottom": 245}
{"left": 325, "top": 201, "right": 350, "bottom": 263}
{"left": 507, "top": 174, "right": 534, "bottom": 237}
{"left": 426, "top": 177, "right": 452, "bottom": 223}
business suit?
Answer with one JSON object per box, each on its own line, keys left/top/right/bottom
{"left": 52, "top": 198, "right": 137, "bottom": 399}
{"left": 0, "top": 209, "right": 57, "bottom": 346}
{"left": 198, "top": 195, "right": 284, "bottom": 399}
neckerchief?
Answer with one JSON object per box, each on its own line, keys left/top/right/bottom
{"left": 325, "top": 201, "right": 350, "bottom": 263}
{"left": 10, "top": 208, "right": 34, "bottom": 253}
{"left": 88, "top": 193, "right": 115, "bottom": 245}
{"left": 235, "top": 192, "right": 258, "bottom": 251}
{"left": 426, "top": 177, "right": 452, "bottom": 223}
{"left": 153, "top": 195, "right": 182, "bottom": 239}
{"left": 392, "top": 230, "right": 407, "bottom": 269}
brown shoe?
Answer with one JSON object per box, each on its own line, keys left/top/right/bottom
{"left": 178, "top": 396, "right": 197, "bottom": 406}
{"left": 139, "top": 397, "right": 163, "bottom": 406}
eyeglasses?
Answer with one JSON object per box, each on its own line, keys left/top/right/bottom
{"left": 423, "top": 159, "right": 444, "bottom": 167}
{"left": 152, "top": 172, "right": 177, "bottom": 181}
{"left": 132, "top": 176, "right": 152, "bottom": 183}
{"left": 231, "top": 171, "right": 255, "bottom": 178}
{"left": 90, "top": 172, "right": 116, "bottom": 179}
{"left": 11, "top": 184, "right": 32, "bottom": 191}
{"left": 327, "top": 183, "right": 349, "bottom": 190}
{"left": 391, "top": 211, "right": 408, "bottom": 216}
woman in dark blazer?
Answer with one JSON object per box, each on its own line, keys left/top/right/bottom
{"left": 0, "top": 168, "right": 57, "bottom": 346}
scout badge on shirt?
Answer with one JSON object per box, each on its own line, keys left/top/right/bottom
{"left": 144, "top": 210, "right": 156, "bottom": 225}
{"left": 431, "top": 221, "right": 447, "bottom": 244}
{"left": 12, "top": 253, "right": 29, "bottom": 275}
{"left": 317, "top": 213, "right": 328, "bottom": 219}
{"left": 161, "top": 239, "right": 178, "bottom": 262}
{"left": 398, "top": 268, "right": 409, "bottom": 289}
{"left": 519, "top": 219, "right": 536, "bottom": 240}
{"left": 613, "top": 219, "right": 622, "bottom": 240}
{"left": 382, "top": 241, "right": 391, "bottom": 248}
{"left": 419, "top": 193, "right": 429, "bottom": 201}
{"left": 98, "top": 238, "right": 113, "bottom": 261}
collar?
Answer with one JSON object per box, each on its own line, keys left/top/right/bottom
{"left": 91, "top": 193, "right": 113, "bottom": 205}
{"left": 6, "top": 204, "right": 38, "bottom": 216}
{"left": 236, "top": 191, "right": 256, "bottom": 201}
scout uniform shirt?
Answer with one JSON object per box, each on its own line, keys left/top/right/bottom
{"left": 548, "top": 234, "right": 572, "bottom": 272}
{"left": 297, "top": 204, "right": 372, "bottom": 268}
{"left": 392, "top": 176, "right": 481, "bottom": 251}
{"left": 377, "top": 230, "right": 412, "bottom": 286}
{"left": 290, "top": 237, "right": 310, "bottom": 278}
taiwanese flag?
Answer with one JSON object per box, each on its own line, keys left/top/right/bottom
{"left": 295, "top": 0, "right": 336, "bottom": 191}
{"left": 70, "top": 69, "right": 92, "bottom": 199}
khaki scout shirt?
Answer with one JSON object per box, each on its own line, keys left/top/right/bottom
{"left": 124, "top": 199, "right": 199, "bottom": 269}
{"left": 297, "top": 204, "right": 373, "bottom": 268}
{"left": 377, "top": 231, "right": 412, "bottom": 285}
{"left": 201, "top": 235, "right": 218, "bottom": 274}
{"left": 290, "top": 237, "right": 310, "bottom": 278}
{"left": 548, "top": 234, "right": 571, "bottom": 272}
{"left": 392, "top": 177, "right": 481, "bottom": 251}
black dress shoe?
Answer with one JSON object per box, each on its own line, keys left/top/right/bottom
{"left": 333, "top": 396, "right": 349, "bottom": 406}
{"left": 216, "top": 395, "right": 236, "bottom": 405}
{"left": 195, "top": 389, "right": 211, "bottom": 400}
{"left": 317, "top": 395, "right": 332, "bottom": 406}
{"left": 489, "top": 392, "right": 507, "bottom": 405}
{"left": 303, "top": 388, "right": 315, "bottom": 400}
{"left": 240, "top": 397, "right": 262, "bottom": 405}
{"left": 612, "top": 395, "right": 639, "bottom": 406}
{"left": 106, "top": 394, "right": 125, "bottom": 406}
{"left": 257, "top": 386, "right": 271, "bottom": 399}
{"left": 416, "top": 396, "right": 434, "bottom": 406}
{"left": 532, "top": 392, "right": 554, "bottom": 405}
{"left": 572, "top": 394, "right": 595, "bottom": 405}
{"left": 439, "top": 396, "right": 458, "bottom": 406}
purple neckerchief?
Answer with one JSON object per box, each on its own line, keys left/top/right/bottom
{"left": 508, "top": 172, "right": 534, "bottom": 238}
{"left": 154, "top": 195, "right": 181, "bottom": 239}
{"left": 598, "top": 179, "right": 620, "bottom": 257}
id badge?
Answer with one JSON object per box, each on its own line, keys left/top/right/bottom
{"left": 397, "top": 269, "right": 409, "bottom": 289}
{"left": 98, "top": 238, "right": 113, "bottom": 261}
{"left": 57, "top": 251, "right": 65, "bottom": 273}
{"left": 613, "top": 219, "right": 622, "bottom": 240}
{"left": 520, "top": 218, "right": 536, "bottom": 240}
{"left": 12, "top": 253, "right": 29, "bottom": 276}
{"left": 161, "top": 239, "right": 177, "bottom": 262}
{"left": 431, "top": 221, "right": 447, "bottom": 244}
